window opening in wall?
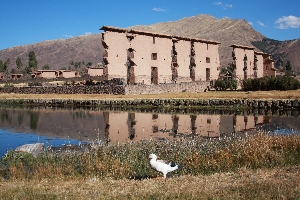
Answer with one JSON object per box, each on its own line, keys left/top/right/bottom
{"left": 152, "top": 125, "right": 158, "bottom": 133}
{"left": 266, "top": 66, "right": 269, "bottom": 70}
{"left": 152, "top": 113, "right": 158, "bottom": 120}
{"left": 151, "top": 67, "right": 158, "bottom": 85}
{"left": 207, "top": 118, "right": 211, "bottom": 124}
{"left": 206, "top": 57, "right": 210, "bottom": 63}
{"left": 207, "top": 44, "right": 209, "bottom": 50}
{"left": 206, "top": 68, "right": 210, "bottom": 81}
{"left": 127, "top": 48, "right": 134, "bottom": 59}
{"left": 153, "top": 37, "right": 155, "bottom": 44}
{"left": 151, "top": 53, "right": 157, "bottom": 60}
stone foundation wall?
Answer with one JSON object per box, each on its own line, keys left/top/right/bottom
{"left": 0, "top": 81, "right": 210, "bottom": 95}
{"left": 125, "top": 81, "right": 209, "bottom": 95}
{"left": 1, "top": 98, "right": 299, "bottom": 111}
{"left": 0, "top": 85, "right": 125, "bottom": 95}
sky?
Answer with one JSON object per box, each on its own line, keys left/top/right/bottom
{"left": 1, "top": 0, "right": 300, "bottom": 50}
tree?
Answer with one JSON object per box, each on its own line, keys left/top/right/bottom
{"left": 28, "top": 51, "right": 38, "bottom": 71}
{"left": 86, "top": 62, "right": 92, "bottom": 67}
{"left": 285, "top": 60, "right": 293, "bottom": 76}
{"left": 4, "top": 58, "right": 11, "bottom": 71}
{"left": 0, "top": 59, "right": 3, "bottom": 71}
{"left": 220, "top": 63, "right": 234, "bottom": 79}
{"left": 16, "top": 57, "right": 23, "bottom": 69}
{"left": 285, "top": 60, "right": 292, "bottom": 71}
{"left": 42, "top": 64, "right": 50, "bottom": 70}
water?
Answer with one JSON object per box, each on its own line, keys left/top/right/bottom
{"left": 0, "top": 107, "right": 299, "bottom": 157}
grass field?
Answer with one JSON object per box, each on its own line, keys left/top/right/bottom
{"left": 0, "top": 166, "right": 299, "bottom": 199}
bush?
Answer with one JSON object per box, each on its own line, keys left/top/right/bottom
{"left": 242, "top": 76, "right": 300, "bottom": 91}
{"left": 214, "top": 79, "right": 237, "bottom": 91}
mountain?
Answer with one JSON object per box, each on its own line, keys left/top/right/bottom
{"left": 251, "top": 38, "right": 300, "bottom": 71}
{"left": 0, "top": 34, "right": 104, "bottom": 76}
{"left": 0, "top": 14, "right": 299, "bottom": 77}
{"left": 129, "top": 14, "right": 265, "bottom": 67}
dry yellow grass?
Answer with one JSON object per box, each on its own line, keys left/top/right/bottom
{"left": 1, "top": 89, "right": 300, "bottom": 100}
{"left": 0, "top": 166, "right": 299, "bottom": 199}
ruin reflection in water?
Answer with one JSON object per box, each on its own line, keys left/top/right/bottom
{"left": 0, "top": 107, "right": 299, "bottom": 146}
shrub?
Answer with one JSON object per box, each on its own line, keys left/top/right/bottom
{"left": 214, "top": 79, "right": 237, "bottom": 91}
{"left": 242, "top": 76, "right": 300, "bottom": 91}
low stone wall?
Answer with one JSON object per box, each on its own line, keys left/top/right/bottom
{"left": 1, "top": 98, "right": 299, "bottom": 110}
{"left": 0, "top": 85, "right": 125, "bottom": 95}
{"left": 125, "top": 81, "right": 209, "bottom": 95}
{"left": 0, "top": 81, "right": 210, "bottom": 95}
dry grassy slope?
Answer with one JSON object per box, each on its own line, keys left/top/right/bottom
{"left": 129, "top": 14, "right": 265, "bottom": 67}
{"left": 275, "top": 39, "right": 300, "bottom": 71}
{"left": 0, "top": 34, "right": 104, "bottom": 71}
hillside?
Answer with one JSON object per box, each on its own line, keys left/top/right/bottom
{"left": 252, "top": 38, "right": 300, "bottom": 72}
{"left": 0, "top": 34, "right": 104, "bottom": 76}
{"left": 129, "top": 14, "right": 265, "bottom": 67}
{"left": 0, "top": 14, "right": 299, "bottom": 77}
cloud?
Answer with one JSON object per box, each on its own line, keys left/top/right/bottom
{"left": 248, "top": 21, "right": 253, "bottom": 26}
{"left": 225, "top": 4, "right": 233, "bottom": 9}
{"left": 275, "top": 15, "right": 300, "bottom": 29}
{"left": 214, "top": 2, "right": 222, "bottom": 6}
{"left": 153, "top": 7, "right": 167, "bottom": 12}
{"left": 257, "top": 21, "right": 265, "bottom": 26}
{"left": 63, "top": 34, "right": 73, "bottom": 38}
{"left": 82, "top": 32, "right": 92, "bottom": 36}
{"left": 213, "top": 2, "right": 232, "bottom": 10}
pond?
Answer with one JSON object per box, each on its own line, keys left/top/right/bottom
{"left": 0, "top": 107, "right": 300, "bottom": 157}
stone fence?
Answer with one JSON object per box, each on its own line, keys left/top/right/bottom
{"left": 125, "top": 81, "right": 210, "bottom": 94}
{"left": 0, "top": 85, "right": 125, "bottom": 95}
{"left": 0, "top": 81, "right": 210, "bottom": 95}
{"left": 0, "top": 98, "right": 299, "bottom": 110}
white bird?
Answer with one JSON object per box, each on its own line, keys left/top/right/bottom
{"left": 149, "top": 154, "right": 181, "bottom": 178}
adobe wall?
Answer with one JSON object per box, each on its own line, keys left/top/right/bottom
{"left": 60, "top": 71, "right": 77, "bottom": 78}
{"left": 263, "top": 55, "right": 276, "bottom": 77}
{"left": 101, "top": 27, "right": 221, "bottom": 85}
{"left": 87, "top": 68, "right": 103, "bottom": 76}
{"left": 175, "top": 40, "right": 192, "bottom": 82}
{"left": 255, "top": 53, "right": 264, "bottom": 78}
{"left": 103, "top": 31, "right": 128, "bottom": 80}
{"left": 232, "top": 47, "right": 255, "bottom": 80}
{"left": 194, "top": 42, "right": 220, "bottom": 81}
{"left": 130, "top": 34, "right": 173, "bottom": 84}
{"left": 38, "top": 72, "right": 57, "bottom": 79}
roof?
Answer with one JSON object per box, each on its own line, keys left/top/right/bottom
{"left": 255, "top": 51, "right": 271, "bottom": 56}
{"left": 100, "top": 25, "right": 221, "bottom": 44}
{"left": 37, "top": 70, "right": 58, "bottom": 72}
{"left": 230, "top": 44, "right": 255, "bottom": 50}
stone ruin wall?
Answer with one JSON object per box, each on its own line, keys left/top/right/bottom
{"left": 125, "top": 81, "right": 210, "bottom": 95}
{"left": 0, "top": 81, "right": 210, "bottom": 95}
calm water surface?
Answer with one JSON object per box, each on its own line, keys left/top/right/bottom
{"left": 0, "top": 107, "right": 299, "bottom": 157}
